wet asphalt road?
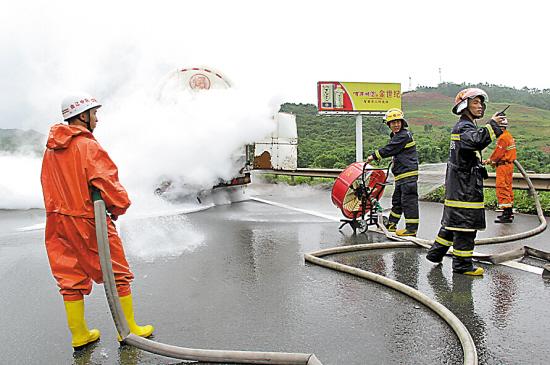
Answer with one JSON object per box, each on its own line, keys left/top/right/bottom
{"left": 1, "top": 183, "right": 549, "bottom": 365}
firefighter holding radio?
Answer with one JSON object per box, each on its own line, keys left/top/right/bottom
{"left": 426, "top": 88, "right": 505, "bottom": 276}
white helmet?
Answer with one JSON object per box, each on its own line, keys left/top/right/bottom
{"left": 452, "top": 88, "right": 488, "bottom": 115}
{"left": 61, "top": 92, "right": 101, "bottom": 120}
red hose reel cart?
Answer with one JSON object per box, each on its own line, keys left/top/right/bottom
{"left": 331, "top": 162, "right": 391, "bottom": 234}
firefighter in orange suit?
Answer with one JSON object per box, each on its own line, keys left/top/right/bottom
{"left": 483, "top": 118, "right": 516, "bottom": 223}
{"left": 41, "top": 93, "right": 154, "bottom": 350}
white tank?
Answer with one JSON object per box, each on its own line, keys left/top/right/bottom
{"left": 254, "top": 112, "right": 298, "bottom": 171}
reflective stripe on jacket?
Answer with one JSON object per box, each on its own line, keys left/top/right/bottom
{"left": 441, "top": 116, "right": 502, "bottom": 230}
{"left": 372, "top": 128, "right": 418, "bottom": 186}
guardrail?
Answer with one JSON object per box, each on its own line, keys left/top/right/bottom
{"left": 485, "top": 172, "right": 550, "bottom": 191}
{"left": 253, "top": 168, "right": 550, "bottom": 191}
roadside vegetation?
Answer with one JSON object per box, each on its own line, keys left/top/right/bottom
{"left": 259, "top": 174, "right": 334, "bottom": 187}
{"left": 423, "top": 186, "right": 550, "bottom": 216}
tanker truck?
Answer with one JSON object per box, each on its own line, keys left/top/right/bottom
{"left": 154, "top": 67, "right": 297, "bottom": 201}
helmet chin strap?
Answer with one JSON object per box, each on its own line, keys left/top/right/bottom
{"left": 85, "top": 110, "right": 93, "bottom": 133}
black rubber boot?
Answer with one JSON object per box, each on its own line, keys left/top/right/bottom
{"left": 426, "top": 251, "right": 444, "bottom": 263}
{"left": 426, "top": 243, "right": 447, "bottom": 263}
{"left": 495, "top": 208, "right": 514, "bottom": 223}
{"left": 451, "top": 231, "right": 478, "bottom": 275}
{"left": 495, "top": 215, "right": 513, "bottom": 223}
{"left": 452, "top": 257, "right": 476, "bottom": 274}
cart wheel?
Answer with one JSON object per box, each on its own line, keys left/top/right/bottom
{"left": 381, "top": 215, "right": 389, "bottom": 227}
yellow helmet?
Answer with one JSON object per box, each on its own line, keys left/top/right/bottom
{"left": 384, "top": 108, "right": 408, "bottom": 127}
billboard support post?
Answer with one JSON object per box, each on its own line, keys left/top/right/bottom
{"left": 355, "top": 115, "right": 363, "bottom": 162}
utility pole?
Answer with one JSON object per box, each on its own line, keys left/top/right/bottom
{"left": 439, "top": 68, "right": 442, "bottom": 84}
{"left": 408, "top": 76, "right": 412, "bottom": 91}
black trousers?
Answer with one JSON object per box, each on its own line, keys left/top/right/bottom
{"left": 388, "top": 180, "right": 419, "bottom": 231}
{"left": 426, "top": 227, "right": 477, "bottom": 272}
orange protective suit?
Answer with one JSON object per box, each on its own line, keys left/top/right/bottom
{"left": 489, "top": 129, "right": 516, "bottom": 209}
{"left": 41, "top": 124, "right": 134, "bottom": 301}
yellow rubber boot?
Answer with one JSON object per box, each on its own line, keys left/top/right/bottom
{"left": 385, "top": 222, "right": 397, "bottom": 233}
{"left": 119, "top": 294, "right": 154, "bottom": 339}
{"left": 396, "top": 229, "right": 417, "bottom": 237}
{"left": 463, "top": 267, "right": 484, "bottom": 276}
{"left": 64, "top": 300, "right": 101, "bottom": 349}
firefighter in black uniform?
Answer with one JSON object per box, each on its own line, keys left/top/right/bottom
{"left": 426, "top": 88, "right": 506, "bottom": 276}
{"left": 366, "top": 108, "right": 419, "bottom": 236}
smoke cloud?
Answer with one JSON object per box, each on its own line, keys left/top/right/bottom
{"left": 0, "top": 1, "right": 277, "bottom": 213}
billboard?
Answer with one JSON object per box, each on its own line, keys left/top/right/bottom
{"left": 317, "top": 81, "right": 401, "bottom": 113}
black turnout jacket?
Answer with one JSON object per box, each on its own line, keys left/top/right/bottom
{"left": 372, "top": 128, "right": 418, "bottom": 186}
{"left": 441, "top": 116, "right": 502, "bottom": 230}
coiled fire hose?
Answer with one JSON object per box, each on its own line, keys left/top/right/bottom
{"left": 380, "top": 161, "right": 548, "bottom": 267}
{"left": 93, "top": 160, "right": 546, "bottom": 364}
{"left": 303, "top": 160, "right": 549, "bottom": 365}
{"left": 304, "top": 243, "right": 478, "bottom": 365}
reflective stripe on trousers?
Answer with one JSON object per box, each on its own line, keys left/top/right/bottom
{"left": 388, "top": 180, "right": 419, "bottom": 230}
{"left": 426, "top": 227, "right": 477, "bottom": 272}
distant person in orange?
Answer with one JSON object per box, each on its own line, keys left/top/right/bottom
{"left": 483, "top": 117, "right": 516, "bottom": 223}
{"left": 41, "top": 93, "right": 154, "bottom": 350}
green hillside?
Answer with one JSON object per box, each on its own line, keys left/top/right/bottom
{"left": 404, "top": 89, "right": 550, "bottom": 153}
{"left": 281, "top": 83, "right": 550, "bottom": 173}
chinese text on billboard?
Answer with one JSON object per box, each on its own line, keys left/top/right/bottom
{"left": 317, "top": 82, "right": 402, "bottom": 113}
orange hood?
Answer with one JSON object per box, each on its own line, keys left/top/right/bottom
{"left": 41, "top": 123, "right": 130, "bottom": 218}
{"left": 46, "top": 124, "right": 94, "bottom": 150}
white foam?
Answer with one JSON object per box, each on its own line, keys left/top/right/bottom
{"left": 120, "top": 213, "right": 205, "bottom": 261}
{"left": 16, "top": 223, "right": 45, "bottom": 232}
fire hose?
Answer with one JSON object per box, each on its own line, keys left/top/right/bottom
{"left": 302, "top": 160, "right": 548, "bottom": 365}
{"left": 93, "top": 160, "right": 546, "bottom": 364}
{"left": 304, "top": 243, "right": 478, "bottom": 365}
{"left": 94, "top": 198, "right": 322, "bottom": 364}
{"left": 379, "top": 161, "right": 549, "bottom": 268}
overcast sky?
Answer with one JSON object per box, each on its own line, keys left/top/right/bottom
{"left": 1, "top": 0, "right": 549, "bottom": 131}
